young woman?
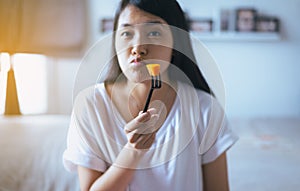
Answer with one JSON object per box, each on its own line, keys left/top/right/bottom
{"left": 63, "top": 0, "right": 238, "bottom": 190}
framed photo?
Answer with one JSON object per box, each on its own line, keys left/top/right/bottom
{"left": 256, "top": 16, "right": 280, "bottom": 32}
{"left": 101, "top": 18, "right": 114, "bottom": 33}
{"left": 236, "top": 8, "right": 257, "bottom": 32}
{"left": 189, "top": 19, "right": 213, "bottom": 33}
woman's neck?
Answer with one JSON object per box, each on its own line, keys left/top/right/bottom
{"left": 105, "top": 74, "right": 177, "bottom": 122}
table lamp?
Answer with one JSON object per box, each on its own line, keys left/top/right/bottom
{"left": 0, "top": 0, "right": 87, "bottom": 115}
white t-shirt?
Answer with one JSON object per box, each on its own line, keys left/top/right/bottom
{"left": 63, "top": 82, "right": 238, "bottom": 191}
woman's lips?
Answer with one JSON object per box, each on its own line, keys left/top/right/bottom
{"left": 132, "top": 61, "right": 143, "bottom": 66}
{"left": 130, "top": 58, "right": 144, "bottom": 66}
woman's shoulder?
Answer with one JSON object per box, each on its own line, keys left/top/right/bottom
{"left": 177, "top": 82, "right": 222, "bottom": 113}
{"left": 73, "top": 83, "right": 108, "bottom": 106}
{"left": 177, "top": 81, "right": 213, "bottom": 102}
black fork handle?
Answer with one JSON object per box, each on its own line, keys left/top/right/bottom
{"left": 143, "top": 88, "right": 154, "bottom": 113}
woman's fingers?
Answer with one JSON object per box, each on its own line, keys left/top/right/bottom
{"left": 141, "top": 133, "right": 156, "bottom": 148}
{"left": 138, "top": 108, "right": 156, "bottom": 115}
{"left": 125, "top": 108, "right": 159, "bottom": 149}
{"left": 125, "top": 108, "right": 157, "bottom": 133}
{"left": 127, "top": 128, "right": 156, "bottom": 149}
{"left": 125, "top": 112, "right": 150, "bottom": 132}
{"left": 129, "top": 132, "right": 140, "bottom": 143}
{"left": 131, "top": 133, "right": 155, "bottom": 149}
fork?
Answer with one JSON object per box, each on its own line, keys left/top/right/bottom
{"left": 142, "top": 74, "right": 161, "bottom": 113}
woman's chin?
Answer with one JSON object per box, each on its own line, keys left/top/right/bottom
{"left": 125, "top": 71, "right": 150, "bottom": 84}
{"left": 130, "top": 76, "right": 149, "bottom": 84}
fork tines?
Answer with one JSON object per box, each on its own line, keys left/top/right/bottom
{"left": 142, "top": 74, "right": 162, "bottom": 112}
{"left": 152, "top": 74, "right": 161, "bottom": 89}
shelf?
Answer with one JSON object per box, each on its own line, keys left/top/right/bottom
{"left": 190, "top": 32, "right": 281, "bottom": 42}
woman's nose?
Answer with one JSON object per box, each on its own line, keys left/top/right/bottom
{"left": 131, "top": 44, "right": 147, "bottom": 56}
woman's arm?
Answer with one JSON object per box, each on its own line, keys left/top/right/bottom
{"left": 202, "top": 153, "right": 230, "bottom": 191}
{"left": 77, "top": 110, "right": 157, "bottom": 191}
{"left": 77, "top": 152, "right": 136, "bottom": 191}
{"left": 78, "top": 166, "right": 103, "bottom": 191}
{"left": 78, "top": 166, "right": 134, "bottom": 191}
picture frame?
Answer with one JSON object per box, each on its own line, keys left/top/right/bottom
{"left": 255, "top": 16, "right": 280, "bottom": 32}
{"left": 236, "top": 8, "right": 257, "bottom": 32}
{"left": 189, "top": 19, "right": 213, "bottom": 33}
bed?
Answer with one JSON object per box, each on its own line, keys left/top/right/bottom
{"left": 0, "top": 115, "right": 79, "bottom": 191}
{"left": 1, "top": 115, "right": 299, "bottom": 191}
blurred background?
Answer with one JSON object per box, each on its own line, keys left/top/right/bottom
{"left": 0, "top": 0, "right": 299, "bottom": 190}
{"left": 1, "top": 0, "right": 299, "bottom": 118}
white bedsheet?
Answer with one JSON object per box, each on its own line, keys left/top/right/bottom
{"left": 0, "top": 115, "right": 79, "bottom": 191}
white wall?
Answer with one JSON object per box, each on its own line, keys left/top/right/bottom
{"left": 51, "top": 0, "right": 300, "bottom": 119}
{"left": 179, "top": 0, "right": 300, "bottom": 118}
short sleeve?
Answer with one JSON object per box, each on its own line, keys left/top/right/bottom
{"left": 62, "top": 88, "right": 108, "bottom": 173}
{"left": 198, "top": 94, "right": 238, "bottom": 164}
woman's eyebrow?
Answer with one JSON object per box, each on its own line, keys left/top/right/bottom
{"left": 120, "top": 23, "right": 132, "bottom": 27}
{"left": 144, "top": 20, "right": 163, "bottom": 25}
{"left": 120, "top": 20, "right": 163, "bottom": 27}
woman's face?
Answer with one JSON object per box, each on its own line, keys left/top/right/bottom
{"left": 115, "top": 5, "right": 173, "bottom": 83}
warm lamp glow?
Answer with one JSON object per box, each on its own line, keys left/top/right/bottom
{"left": 13, "top": 54, "right": 48, "bottom": 114}
{"left": 0, "top": 53, "right": 10, "bottom": 114}
{"left": 0, "top": 53, "right": 10, "bottom": 71}
{"left": 0, "top": 53, "right": 48, "bottom": 114}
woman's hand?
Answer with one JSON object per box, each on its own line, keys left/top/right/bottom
{"left": 124, "top": 108, "right": 158, "bottom": 150}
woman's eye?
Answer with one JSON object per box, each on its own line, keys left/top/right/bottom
{"left": 121, "top": 31, "right": 132, "bottom": 37}
{"left": 148, "top": 31, "right": 161, "bottom": 37}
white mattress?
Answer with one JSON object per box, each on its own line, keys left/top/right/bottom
{"left": 0, "top": 115, "right": 79, "bottom": 191}
{"left": 2, "top": 116, "right": 299, "bottom": 191}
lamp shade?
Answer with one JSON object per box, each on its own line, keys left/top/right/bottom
{"left": 0, "top": 0, "right": 19, "bottom": 53}
{"left": 0, "top": 0, "right": 87, "bottom": 56}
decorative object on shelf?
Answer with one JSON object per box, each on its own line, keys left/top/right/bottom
{"left": 235, "top": 8, "right": 257, "bottom": 32}
{"left": 99, "top": 8, "right": 281, "bottom": 42}
{"left": 101, "top": 18, "right": 114, "bottom": 33}
{"left": 219, "top": 9, "right": 236, "bottom": 32}
{"left": 255, "top": 15, "right": 280, "bottom": 32}
{"left": 189, "top": 7, "right": 281, "bottom": 42}
{"left": 191, "top": 31, "right": 280, "bottom": 42}
{"left": 189, "top": 19, "right": 213, "bottom": 33}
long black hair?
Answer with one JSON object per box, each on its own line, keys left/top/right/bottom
{"left": 107, "top": 0, "right": 212, "bottom": 95}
